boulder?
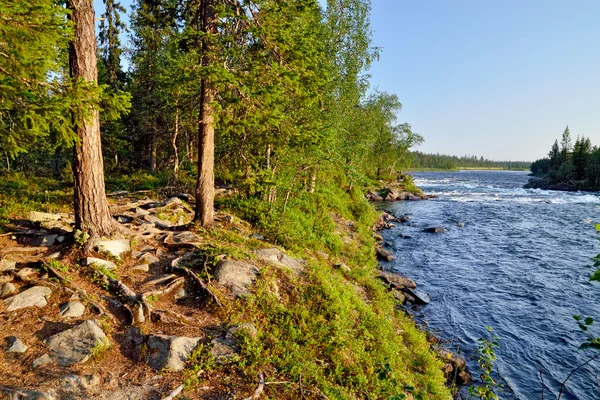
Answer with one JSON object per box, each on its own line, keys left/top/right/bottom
{"left": 138, "top": 252, "right": 160, "bottom": 265}
{"left": 423, "top": 227, "right": 447, "bottom": 233}
{"left": 404, "top": 288, "right": 430, "bottom": 305}
{"left": 376, "top": 247, "right": 395, "bottom": 261}
{"left": 255, "top": 248, "right": 305, "bottom": 274}
{"left": 213, "top": 260, "right": 259, "bottom": 297}
{"left": 399, "top": 215, "right": 412, "bottom": 223}
{"left": 34, "top": 234, "right": 58, "bottom": 247}
{"left": 96, "top": 239, "right": 130, "bottom": 258}
{"left": 377, "top": 271, "right": 417, "bottom": 290}
{"left": 59, "top": 301, "right": 85, "bottom": 318}
{"left": 29, "top": 211, "right": 61, "bottom": 223}
{"left": 210, "top": 324, "right": 257, "bottom": 363}
{"left": 130, "top": 264, "right": 150, "bottom": 273}
{"left": 145, "top": 335, "right": 201, "bottom": 371}
{"left": 171, "top": 231, "right": 201, "bottom": 244}
{"left": 32, "top": 354, "right": 53, "bottom": 368}
{"left": 4, "top": 286, "right": 52, "bottom": 312}
{"left": 84, "top": 257, "right": 116, "bottom": 270}
{"left": 6, "top": 336, "right": 28, "bottom": 353}
{"left": 1, "top": 282, "right": 16, "bottom": 298}
{"left": 46, "top": 320, "right": 108, "bottom": 366}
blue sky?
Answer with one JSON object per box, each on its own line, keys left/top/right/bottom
{"left": 95, "top": 0, "right": 600, "bottom": 161}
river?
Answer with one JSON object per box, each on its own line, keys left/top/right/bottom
{"left": 381, "top": 170, "right": 600, "bottom": 399}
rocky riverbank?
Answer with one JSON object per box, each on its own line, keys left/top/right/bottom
{"left": 373, "top": 211, "right": 474, "bottom": 388}
{"left": 525, "top": 176, "right": 600, "bottom": 192}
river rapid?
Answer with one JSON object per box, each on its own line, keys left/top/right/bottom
{"left": 381, "top": 170, "right": 600, "bottom": 399}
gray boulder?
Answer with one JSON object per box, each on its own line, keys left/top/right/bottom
{"left": 84, "top": 257, "right": 116, "bottom": 270}
{"left": 213, "top": 260, "right": 259, "bottom": 297}
{"left": 145, "top": 335, "right": 201, "bottom": 371}
{"left": 376, "top": 247, "right": 395, "bottom": 261}
{"left": 6, "top": 336, "right": 28, "bottom": 353}
{"left": 32, "top": 354, "right": 53, "bottom": 368}
{"left": 404, "top": 288, "right": 431, "bottom": 305}
{"left": 59, "top": 301, "right": 85, "bottom": 318}
{"left": 378, "top": 271, "right": 417, "bottom": 290}
{"left": 255, "top": 248, "right": 305, "bottom": 274}
{"left": 46, "top": 320, "right": 108, "bottom": 366}
{"left": 138, "top": 252, "right": 160, "bottom": 265}
{"left": 0, "top": 259, "right": 17, "bottom": 272}
{"left": 4, "top": 286, "right": 52, "bottom": 312}
{"left": 29, "top": 211, "right": 61, "bottom": 222}
{"left": 423, "top": 227, "right": 447, "bottom": 233}
{"left": 96, "top": 239, "right": 130, "bottom": 258}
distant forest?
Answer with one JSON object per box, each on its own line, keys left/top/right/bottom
{"left": 411, "top": 152, "right": 531, "bottom": 171}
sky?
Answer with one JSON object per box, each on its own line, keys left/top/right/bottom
{"left": 95, "top": 0, "right": 600, "bottom": 161}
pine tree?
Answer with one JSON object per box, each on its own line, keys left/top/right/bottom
{"left": 548, "top": 139, "right": 561, "bottom": 171}
{"left": 560, "top": 125, "right": 572, "bottom": 163}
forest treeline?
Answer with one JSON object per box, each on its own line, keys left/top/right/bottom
{"left": 529, "top": 126, "right": 600, "bottom": 190}
{"left": 411, "top": 151, "right": 530, "bottom": 171}
{"left": 1, "top": 0, "right": 424, "bottom": 234}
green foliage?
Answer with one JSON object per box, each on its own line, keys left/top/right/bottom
{"left": 468, "top": 327, "right": 501, "bottom": 400}
{"left": 413, "top": 152, "right": 530, "bottom": 171}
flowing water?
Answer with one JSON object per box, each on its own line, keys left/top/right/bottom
{"left": 381, "top": 170, "right": 600, "bottom": 399}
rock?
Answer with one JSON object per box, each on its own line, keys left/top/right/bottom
{"left": 145, "top": 335, "right": 201, "bottom": 371}
{"left": 96, "top": 239, "right": 130, "bottom": 258}
{"left": 423, "top": 227, "right": 447, "bottom": 233}
{"left": 4, "top": 286, "right": 52, "bottom": 311}
{"left": 1, "top": 282, "right": 16, "bottom": 298}
{"left": 378, "top": 271, "right": 417, "bottom": 290}
{"left": 399, "top": 215, "right": 412, "bottom": 223}
{"left": 399, "top": 234, "right": 412, "bottom": 239}
{"left": 458, "top": 370, "right": 474, "bottom": 385}
{"left": 0, "top": 259, "right": 17, "bottom": 272}
{"left": 17, "top": 267, "right": 36, "bottom": 278}
{"left": 403, "top": 291, "right": 416, "bottom": 304}
{"left": 130, "top": 264, "right": 150, "bottom": 273}
{"left": 60, "top": 374, "right": 101, "bottom": 392}
{"left": 33, "top": 354, "right": 53, "bottom": 368}
{"left": 174, "top": 288, "right": 186, "bottom": 301}
{"left": 59, "top": 301, "right": 85, "bottom": 318}
{"left": 213, "top": 260, "right": 259, "bottom": 297}
{"left": 171, "top": 231, "right": 201, "bottom": 243}
{"left": 7, "top": 390, "right": 56, "bottom": 400}
{"left": 373, "top": 232, "right": 383, "bottom": 241}
{"left": 29, "top": 211, "right": 61, "bottom": 222}
{"left": 376, "top": 247, "right": 395, "bottom": 261}
{"left": 223, "top": 215, "right": 234, "bottom": 223}
{"left": 334, "top": 263, "right": 351, "bottom": 273}
{"left": 404, "top": 288, "right": 430, "bottom": 305}
{"left": 131, "top": 207, "right": 150, "bottom": 216}
{"left": 210, "top": 324, "right": 256, "bottom": 363}
{"left": 34, "top": 234, "right": 58, "bottom": 247}
{"left": 6, "top": 336, "right": 28, "bottom": 353}
{"left": 391, "top": 289, "right": 405, "bottom": 303}
{"left": 46, "top": 320, "right": 108, "bottom": 366}
{"left": 138, "top": 252, "right": 160, "bottom": 265}
{"left": 132, "top": 303, "right": 145, "bottom": 325}
{"left": 255, "top": 248, "right": 305, "bottom": 274}
{"left": 84, "top": 257, "right": 116, "bottom": 270}
{"left": 250, "top": 233, "right": 265, "bottom": 241}
{"left": 457, "top": 222, "right": 465, "bottom": 227}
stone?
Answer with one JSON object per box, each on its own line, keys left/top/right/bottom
{"left": 132, "top": 303, "right": 145, "bottom": 325}
{"left": 457, "top": 222, "right": 465, "bottom": 227}
{"left": 391, "top": 289, "right": 406, "bottom": 303}
{"left": 404, "top": 288, "right": 430, "bottom": 305}
{"left": 8, "top": 390, "right": 56, "bottom": 400}
{"left": 59, "top": 301, "right": 85, "bottom": 318}
{"left": 255, "top": 248, "right": 305, "bottom": 274}
{"left": 17, "top": 267, "right": 37, "bottom": 278}
{"left": 29, "top": 211, "right": 61, "bottom": 222}
{"left": 138, "top": 252, "right": 160, "bottom": 265}
{"left": 96, "top": 239, "right": 130, "bottom": 258}
{"left": 131, "top": 207, "right": 150, "bottom": 216}
{"left": 60, "top": 374, "right": 101, "bottom": 392}
{"left": 4, "top": 286, "right": 52, "bottom": 311}
{"left": 33, "top": 354, "right": 53, "bottom": 368}
{"left": 209, "top": 324, "right": 256, "bottom": 363}
{"left": 0, "top": 259, "right": 16, "bottom": 272}
{"left": 1, "top": 282, "right": 16, "bottom": 298}
{"left": 458, "top": 370, "right": 474, "bottom": 385}
{"left": 131, "top": 264, "right": 150, "bottom": 273}
{"left": 422, "top": 227, "right": 447, "bottom": 233}
{"left": 376, "top": 247, "right": 395, "bottom": 261}
{"left": 34, "top": 234, "right": 58, "bottom": 247}
{"left": 144, "top": 214, "right": 171, "bottom": 227}
{"left": 250, "top": 233, "right": 265, "bottom": 241}
{"left": 334, "top": 263, "right": 351, "bottom": 273}
{"left": 399, "top": 215, "right": 412, "bottom": 223}
{"left": 84, "top": 257, "right": 116, "bottom": 270}
{"left": 377, "top": 271, "right": 417, "bottom": 290}
{"left": 223, "top": 215, "right": 234, "bottom": 223}
{"left": 172, "top": 231, "right": 201, "bottom": 243}
{"left": 6, "top": 336, "right": 28, "bottom": 353}
{"left": 46, "top": 320, "right": 108, "bottom": 366}
{"left": 213, "top": 260, "right": 259, "bottom": 297}
{"left": 174, "top": 288, "right": 186, "bottom": 301}
{"left": 145, "top": 335, "right": 201, "bottom": 371}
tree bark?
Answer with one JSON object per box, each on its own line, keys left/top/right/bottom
{"left": 172, "top": 97, "right": 180, "bottom": 176}
{"left": 68, "top": 0, "right": 116, "bottom": 237}
{"left": 194, "top": 0, "right": 216, "bottom": 227}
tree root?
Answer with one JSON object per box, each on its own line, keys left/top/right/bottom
{"left": 243, "top": 373, "right": 265, "bottom": 400}
{"left": 161, "top": 385, "right": 184, "bottom": 400}
{"left": 170, "top": 257, "right": 222, "bottom": 307}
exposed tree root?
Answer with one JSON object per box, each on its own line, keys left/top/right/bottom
{"left": 243, "top": 372, "right": 265, "bottom": 400}
{"left": 170, "top": 257, "right": 222, "bottom": 307}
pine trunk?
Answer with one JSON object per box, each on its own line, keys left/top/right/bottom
{"left": 68, "top": 0, "right": 116, "bottom": 237}
{"left": 194, "top": 0, "right": 216, "bottom": 227}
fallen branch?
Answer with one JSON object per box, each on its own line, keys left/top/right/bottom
{"left": 243, "top": 373, "right": 265, "bottom": 400}
{"left": 161, "top": 384, "right": 184, "bottom": 400}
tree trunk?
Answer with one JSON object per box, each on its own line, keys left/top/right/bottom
{"left": 150, "top": 124, "right": 157, "bottom": 172}
{"left": 194, "top": 0, "right": 216, "bottom": 227}
{"left": 68, "top": 0, "right": 116, "bottom": 237}
{"left": 172, "top": 97, "right": 180, "bottom": 176}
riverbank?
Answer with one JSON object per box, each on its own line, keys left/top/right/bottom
{"left": 0, "top": 174, "right": 452, "bottom": 399}
{"left": 410, "top": 167, "right": 529, "bottom": 172}
{"left": 525, "top": 176, "right": 600, "bottom": 192}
